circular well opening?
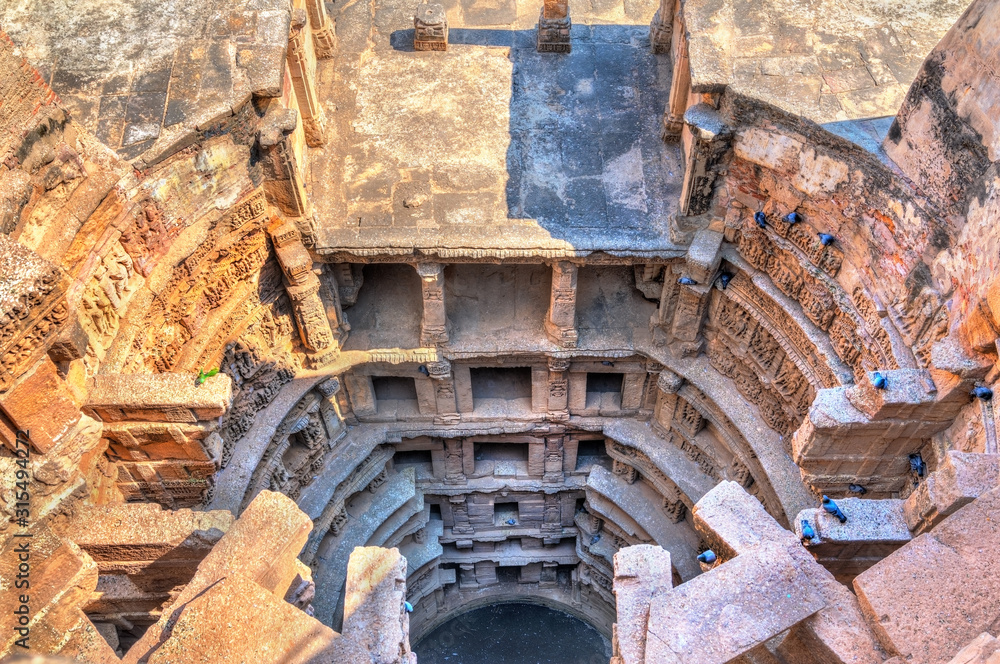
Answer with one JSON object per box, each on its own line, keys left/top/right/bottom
{"left": 414, "top": 603, "right": 612, "bottom": 664}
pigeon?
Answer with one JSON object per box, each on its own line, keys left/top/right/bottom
{"left": 697, "top": 550, "right": 717, "bottom": 564}
{"left": 848, "top": 484, "right": 867, "bottom": 495}
{"left": 872, "top": 372, "right": 887, "bottom": 390}
{"left": 506, "top": 518, "right": 517, "bottom": 526}
{"left": 971, "top": 386, "right": 994, "bottom": 401}
{"left": 785, "top": 212, "right": 802, "bottom": 224}
{"left": 601, "top": 361, "right": 615, "bottom": 367}
{"left": 754, "top": 211, "right": 767, "bottom": 228}
{"left": 678, "top": 276, "right": 697, "bottom": 285}
{"left": 909, "top": 453, "right": 926, "bottom": 478}
{"left": 801, "top": 519, "right": 816, "bottom": 541}
{"left": 590, "top": 534, "right": 601, "bottom": 545}
{"left": 404, "top": 601, "right": 414, "bottom": 613}
{"left": 821, "top": 495, "right": 847, "bottom": 523}
{"left": 718, "top": 273, "right": 732, "bottom": 289}
{"left": 417, "top": 365, "right": 430, "bottom": 376}
{"left": 818, "top": 233, "right": 836, "bottom": 246}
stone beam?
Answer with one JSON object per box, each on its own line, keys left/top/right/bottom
{"left": 903, "top": 450, "right": 1000, "bottom": 534}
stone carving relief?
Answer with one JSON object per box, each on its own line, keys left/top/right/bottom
{"left": 736, "top": 212, "right": 902, "bottom": 377}
{"left": 79, "top": 240, "right": 139, "bottom": 354}
{"left": 126, "top": 189, "right": 274, "bottom": 374}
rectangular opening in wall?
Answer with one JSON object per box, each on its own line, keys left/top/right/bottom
{"left": 474, "top": 442, "right": 529, "bottom": 477}
{"left": 586, "top": 372, "right": 623, "bottom": 410}
{"left": 470, "top": 367, "right": 532, "bottom": 411}
{"left": 494, "top": 501, "right": 520, "bottom": 525}
{"left": 429, "top": 503, "right": 442, "bottom": 520}
{"left": 575, "top": 439, "right": 611, "bottom": 471}
{"left": 394, "top": 449, "right": 433, "bottom": 466}
{"left": 496, "top": 566, "right": 519, "bottom": 584}
{"left": 372, "top": 376, "right": 419, "bottom": 417}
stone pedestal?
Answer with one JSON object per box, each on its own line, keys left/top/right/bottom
{"left": 414, "top": 4, "right": 448, "bottom": 51}
{"left": 537, "top": 0, "right": 571, "bottom": 53}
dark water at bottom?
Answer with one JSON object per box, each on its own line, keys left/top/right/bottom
{"left": 413, "top": 603, "right": 612, "bottom": 664}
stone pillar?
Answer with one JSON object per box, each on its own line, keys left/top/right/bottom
{"left": 287, "top": 10, "right": 327, "bottom": 147}
{"left": 649, "top": 0, "right": 674, "bottom": 54}
{"left": 259, "top": 105, "right": 310, "bottom": 218}
{"left": 458, "top": 563, "right": 477, "bottom": 588}
{"left": 621, "top": 373, "right": 646, "bottom": 410}
{"left": 316, "top": 377, "right": 345, "bottom": 442}
{"left": 662, "top": 28, "right": 690, "bottom": 139}
{"left": 542, "top": 494, "right": 562, "bottom": 544}
{"left": 269, "top": 221, "right": 339, "bottom": 367}
{"left": 545, "top": 261, "right": 578, "bottom": 348}
{"left": 543, "top": 436, "right": 565, "bottom": 483}
{"left": 568, "top": 371, "right": 588, "bottom": 414}
{"left": 678, "top": 104, "right": 732, "bottom": 217}
{"left": 444, "top": 438, "right": 466, "bottom": 485}
{"left": 653, "top": 369, "right": 683, "bottom": 437}
{"left": 344, "top": 374, "right": 376, "bottom": 417}
{"left": 305, "top": 0, "right": 336, "bottom": 58}
{"left": 451, "top": 495, "right": 474, "bottom": 536}
{"left": 547, "top": 357, "right": 571, "bottom": 420}
{"left": 531, "top": 365, "right": 550, "bottom": 413}
{"left": 540, "top": 561, "right": 559, "bottom": 587}
{"left": 426, "top": 360, "right": 460, "bottom": 424}
{"left": 537, "top": 0, "right": 571, "bottom": 53}
{"left": 414, "top": 4, "right": 449, "bottom": 51}
{"left": 417, "top": 263, "right": 448, "bottom": 346}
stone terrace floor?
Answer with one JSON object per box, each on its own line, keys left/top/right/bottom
{"left": 309, "top": 0, "right": 686, "bottom": 258}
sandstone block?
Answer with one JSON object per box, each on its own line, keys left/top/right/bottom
{"left": 86, "top": 372, "right": 233, "bottom": 422}
{"left": 946, "top": 633, "right": 1000, "bottom": 664}
{"left": 645, "top": 543, "right": 824, "bottom": 664}
{"left": 0, "top": 358, "right": 81, "bottom": 454}
{"left": 904, "top": 451, "right": 1000, "bottom": 533}
{"left": 342, "top": 546, "right": 413, "bottom": 664}
{"left": 145, "top": 573, "right": 338, "bottom": 664}
{"left": 854, "top": 487, "right": 1000, "bottom": 663}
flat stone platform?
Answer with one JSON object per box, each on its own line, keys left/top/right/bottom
{"left": 309, "top": 0, "right": 685, "bottom": 258}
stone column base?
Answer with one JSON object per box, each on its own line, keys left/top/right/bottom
{"left": 537, "top": 11, "right": 571, "bottom": 53}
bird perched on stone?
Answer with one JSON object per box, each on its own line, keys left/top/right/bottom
{"left": 697, "top": 550, "right": 717, "bottom": 564}
{"left": 404, "top": 601, "right": 414, "bottom": 613}
{"left": 818, "top": 233, "right": 836, "bottom": 246}
{"left": 872, "top": 371, "right": 887, "bottom": 390}
{"left": 718, "top": 273, "right": 732, "bottom": 289}
{"left": 506, "top": 518, "right": 517, "bottom": 526}
{"left": 417, "top": 365, "right": 430, "bottom": 376}
{"left": 678, "top": 276, "right": 697, "bottom": 285}
{"left": 785, "top": 212, "right": 802, "bottom": 224}
{"left": 909, "top": 453, "right": 926, "bottom": 478}
{"left": 590, "top": 534, "right": 601, "bottom": 544}
{"left": 196, "top": 367, "right": 219, "bottom": 385}
{"left": 971, "top": 386, "right": 994, "bottom": 401}
{"left": 821, "top": 495, "right": 847, "bottom": 523}
{"left": 754, "top": 211, "right": 767, "bottom": 228}
{"left": 601, "top": 361, "right": 615, "bottom": 367}
{"left": 848, "top": 484, "right": 867, "bottom": 495}
{"left": 801, "top": 519, "right": 816, "bottom": 541}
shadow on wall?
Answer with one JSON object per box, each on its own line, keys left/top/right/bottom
{"left": 389, "top": 25, "right": 678, "bottom": 241}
